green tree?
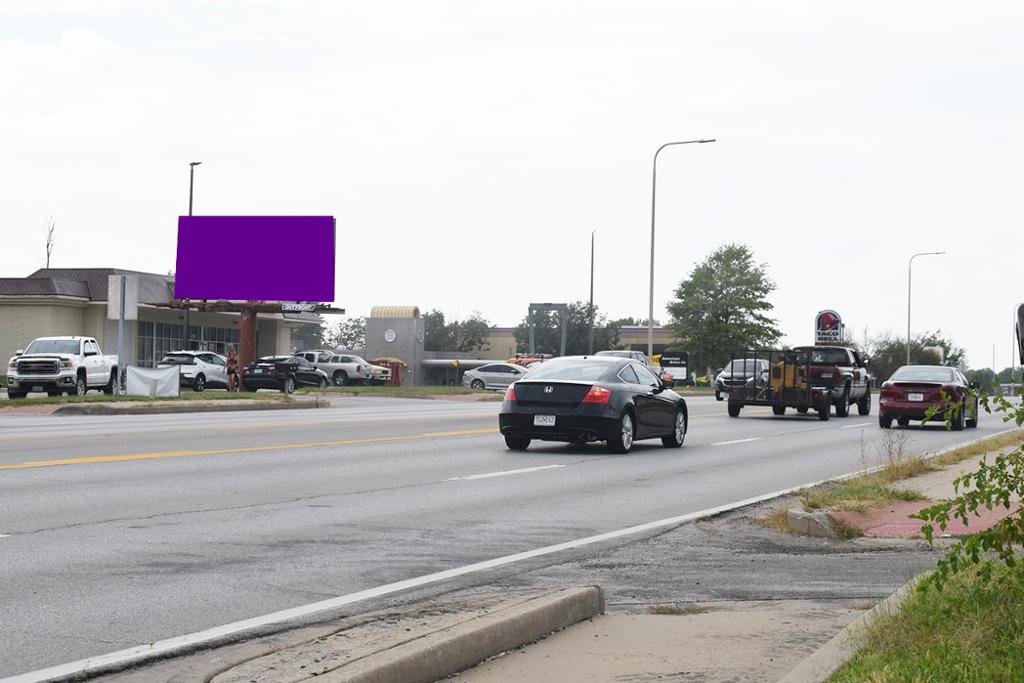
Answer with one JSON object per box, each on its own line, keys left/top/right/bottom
{"left": 611, "top": 317, "right": 661, "bottom": 327}
{"left": 666, "top": 243, "right": 781, "bottom": 373}
{"left": 965, "top": 368, "right": 997, "bottom": 392}
{"left": 423, "top": 310, "right": 490, "bottom": 353}
{"left": 513, "top": 302, "right": 620, "bottom": 356}
{"left": 862, "top": 330, "right": 965, "bottom": 383}
{"left": 292, "top": 316, "right": 325, "bottom": 351}
{"left": 326, "top": 316, "right": 366, "bottom": 350}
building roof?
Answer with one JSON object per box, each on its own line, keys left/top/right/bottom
{"left": 0, "top": 277, "right": 90, "bottom": 299}
{"left": 370, "top": 305, "right": 420, "bottom": 318}
{"left": 8, "top": 268, "right": 176, "bottom": 304}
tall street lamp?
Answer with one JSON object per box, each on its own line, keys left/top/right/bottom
{"left": 906, "top": 251, "right": 945, "bottom": 365}
{"left": 185, "top": 162, "right": 202, "bottom": 349}
{"left": 588, "top": 230, "right": 596, "bottom": 355}
{"left": 648, "top": 139, "right": 716, "bottom": 357}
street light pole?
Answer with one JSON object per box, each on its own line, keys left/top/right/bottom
{"left": 648, "top": 139, "right": 716, "bottom": 357}
{"left": 186, "top": 162, "right": 201, "bottom": 349}
{"left": 588, "top": 230, "right": 595, "bottom": 355}
{"left": 906, "top": 251, "right": 945, "bottom": 366}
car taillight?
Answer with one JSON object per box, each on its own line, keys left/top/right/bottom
{"left": 880, "top": 382, "right": 899, "bottom": 399}
{"left": 581, "top": 385, "right": 612, "bottom": 404}
{"left": 504, "top": 385, "right": 517, "bottom": 402}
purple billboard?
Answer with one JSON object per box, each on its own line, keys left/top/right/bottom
{"left": 175, "top": 216, "right": 335, "bottom": 301}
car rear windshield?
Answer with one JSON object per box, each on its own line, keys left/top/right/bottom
{"left": 160, "top": 354, "right": 195, "bottom": 365}
{"left": 800, "top": 348, "right": 849, "bottom": 365}
{"left": 890, "top": 367, "right": 955, "bottom": 383}
{"left": 24, "top": 340, "right": 80, "bottom": 355}
{"left": 525, "top": 361, "right": 610, "bottom": 382}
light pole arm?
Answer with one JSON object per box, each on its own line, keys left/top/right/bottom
{"left": 648, "top": 138, "right": 716, "bottom": 357}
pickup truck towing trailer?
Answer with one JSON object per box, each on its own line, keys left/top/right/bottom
{"left": 791, "top": 345, "right": 872, "bottom": 418}
{"left": 6, "top": 336, "right": 118, "bottom": 398}
{"left": 726, "top": 349, "right": 840, "bottom": 421}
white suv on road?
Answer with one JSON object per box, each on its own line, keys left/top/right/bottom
{"left": 158, "top": 351, "right": 229, "bottom": 392}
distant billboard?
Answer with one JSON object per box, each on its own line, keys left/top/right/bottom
{"left": 174, "top": 216, "right": 335, "bottom": 301}
{"left": 814, "top": 310, "right": 843, "bottom": 344}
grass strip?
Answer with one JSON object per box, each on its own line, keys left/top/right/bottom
{"left": 829, "top": 562, "right": 1024, "bottom": 682}
{"left": 299, "top": 386, "right": 501, "bottom": 400}
{"left": 1, "top": 392, "right": 291, "bottom": 407}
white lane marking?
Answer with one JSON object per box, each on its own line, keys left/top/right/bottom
{"left": 710, "top": 437, "right": 762, "bottom": 446}
{"left": 446, "top": 465, "right": 565, "bottom": 481}
{"left": 840, "top": 422, "right": 872, "bottom": 430}
{"left": 0, "top": 534, "right": 9, "bottom": 538}
{"left": 8, "top": 428, "right": 1015, "bottom": 683}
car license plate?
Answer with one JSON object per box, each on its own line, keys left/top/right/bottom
{"left": 908, "top": 392, "right": 924, "bottom": 402}
{"left": 33, "top": 385, "right": 43, "bottom": 392}
{"left": 533, "top": 414, "right": 556, "bottom": 427}
{"left": 253, "top": 369, "right": 263, "bottom": 374}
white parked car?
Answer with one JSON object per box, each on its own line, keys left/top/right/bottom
{"left": 461, "top": 363, "right": 528, "bottom": 390}
{"left": 6, "top": 336, "right": 118, "bottom": 398}
{"left": 158, "top": 351, "right": 229, "bottom": 392}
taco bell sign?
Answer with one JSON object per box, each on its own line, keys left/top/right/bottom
{"left": 815, "top": 310, "right": 843, "bottom": 344}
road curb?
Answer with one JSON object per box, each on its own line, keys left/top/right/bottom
{"left": 306, "top": 586, "right": 604, "bottom": 683}
{"left": 778, "top": 573, "right": 926, "bottom": 683}
{"left": 51, "top": 400, "right": 328, "bottom": 416}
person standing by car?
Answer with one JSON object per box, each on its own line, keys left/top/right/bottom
{"left": 225, "top": 347, "right": 240, "bottom": 392}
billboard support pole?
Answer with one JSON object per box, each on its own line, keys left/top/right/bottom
{"left": 239, "top": 306, "right": 257, "bottom": 388}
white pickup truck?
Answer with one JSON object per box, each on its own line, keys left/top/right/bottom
{"left": 6, "top": 336, "right": 119, "bottom": 398}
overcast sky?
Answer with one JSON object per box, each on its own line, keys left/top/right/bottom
{"left": 3, "top": 1, "right": 1021, "bottom": 369}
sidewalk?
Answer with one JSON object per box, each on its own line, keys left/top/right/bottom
{"left": 448, "top": 448, "right": 1018, "bottom": 682}
{"left": 830, "top": 453, "right": 1019, "bottom": 539}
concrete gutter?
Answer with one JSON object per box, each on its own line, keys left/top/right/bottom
{"left": 778, "top": 574, "right": 927, "bottom": 682}
{"left": 51, "top": 400, "right": 328, "bottom": 416}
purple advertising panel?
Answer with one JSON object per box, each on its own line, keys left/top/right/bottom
{"left": 175, "top": 216, "right": 335, "bottom": 301}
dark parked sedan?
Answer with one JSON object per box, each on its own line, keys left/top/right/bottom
{"left": 243, "top": 355, "right": 329, "bottom": 393}
{"left": 878, "top": 365, "right": 978, "bottom": 430}
{"left": 498, "top": 356, "right": 687, "bottom": 454}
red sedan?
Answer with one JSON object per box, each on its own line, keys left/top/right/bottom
{"left": 878, "top": 365, "right": 978, "bottom": 430}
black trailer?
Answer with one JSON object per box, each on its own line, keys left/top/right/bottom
{"left": 726, "top": 349, "right": 833, "bottom": 420}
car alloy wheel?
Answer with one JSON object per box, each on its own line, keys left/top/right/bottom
{"left": 285, "top": 377, "right": 295, "bottom": 394}
{"left": 674, "top": 411, "right": 684, "bottom": 442}
{"left": 621, "top": 413, "right": 634, "bottom": 450}
{"left": 194, "top": 374, "right": 205, "bottom": 392}
{"left": 319, "top": 376, "right": 328, "bottom": 389}
{"left": 76, "top": 376, "right": 87, "bottom": 396}
{"left": 471, "top": 379, "right": 485, "bottom": 390}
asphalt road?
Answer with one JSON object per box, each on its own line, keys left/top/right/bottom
{"left": 0, "top": 395, "right": 1009, "bottom": 678}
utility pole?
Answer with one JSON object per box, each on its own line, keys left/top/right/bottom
{"left": 185, "top": 162, "right": 201, "bottom": 349}
{"left": 588, "top": 230, "right": 595, "bottom": 355}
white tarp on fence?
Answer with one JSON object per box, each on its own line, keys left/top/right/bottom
{"left": 125, "top": 366, "right": 180, "bottom": 398}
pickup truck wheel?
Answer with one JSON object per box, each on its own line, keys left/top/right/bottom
{"left": 857, "top": 388, "right": 871, "bottom": 415}
{"left": 727, "top": 403, "right": 741, "bottom": 418}
{"left": 834, "top": 386, "right": 850, "bottom": 417}
{"left": 333, "top": 371, "right": 348, "bottom": 387}
{"left": 772, "top": 405, "right": 786, "bottom": 416}
{"left": 318, "top": 376, "right": 328, "bottom": 389}
{"left": 193, "top": 374, "right": 206, "bottom": 392}
{"left": 817, "top": 397, "right": 831, "bottom": 421}
{"left": 796, "top": 406, "right": 809, "bottom": 414}
{"left": 715, "top": 390, "right": 724, "bottom": 401}
{"left": 75, "top": 375, "right": 87, "bottom": 396}
{"left": 6, "top": 390, "right": 25, "bottom": 400}
{"left": 102, "top": 369, "right": 116, "bottom": 395}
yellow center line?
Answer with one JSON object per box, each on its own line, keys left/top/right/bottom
{"left": 0, "top": 428, "right": 498, "bottom": 471}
